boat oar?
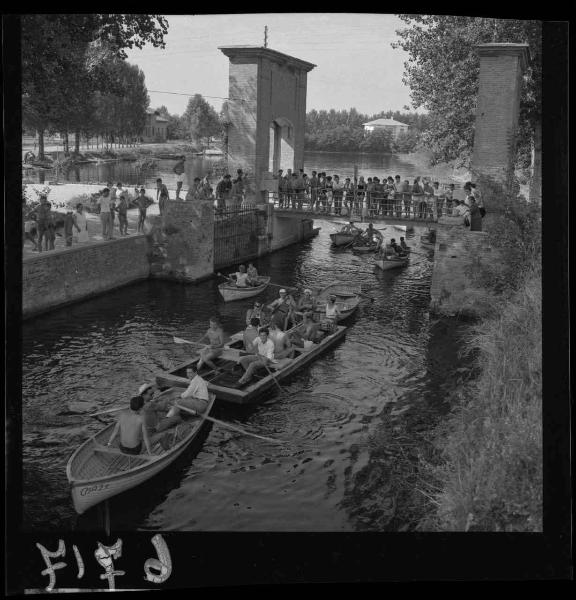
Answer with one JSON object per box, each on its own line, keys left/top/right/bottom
{"left": 174, "top": 403, "right": 283, "bottom": 444}
{"left": 89, "top": 406, "right": 125, "bottom": 418}
{"left": 173, "top": 336, "right": 205, "bottom": 347}
{"left": 268, "top": 282, "right": 299, "bottom": 291}
{"left": 216, "top": 271, "right": 235, "bottom": 284}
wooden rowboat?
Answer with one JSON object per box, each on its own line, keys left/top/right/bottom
{"left": 313, "top": 283, "right": 362, "bottom": 322}
{"left": 156, "top": 327, "right": 347, "bottom": 405}
{"left": 66, "top": 392, "right": 215, "bottom": 515}
{"left": 218, "top": 276, "right": 271, "bottom": 302}
{"left": 330, "top": 232, "right": 358, "bottom": 246}
{"left": 352, "top": 243, "right": 380, "bottom": 254}
{"left": 374, "top": 256, "right": 409, "bottom": 271}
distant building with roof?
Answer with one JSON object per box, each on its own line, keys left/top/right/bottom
{"left": 363, "top": 118, "right": 409, "bottom": 140}
{"left": 141, "top": 109, "right": 169, "bottom": 142}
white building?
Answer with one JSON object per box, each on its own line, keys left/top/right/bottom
{"left": 363, "top": 118, "right": 410, "bottom": 140}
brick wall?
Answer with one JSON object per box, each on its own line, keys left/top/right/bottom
{"left": 429, "top": 223, "right": 504, "bottom": 318}
{"left": 471, "top": 44, "right": 529, "bottom": 205}
{"left": 148, "top": 199, "right": 214, "bottom": 282}
{"left": 23, "top": 235, "right": 150, "bottom": 318}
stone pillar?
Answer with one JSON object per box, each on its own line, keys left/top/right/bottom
{"left": 219, "top": 46, "right": 315, "bottom": 203}
{"left": 470, "top": 43, "right": 530, "bottom": 206}
{"left": 148, "top": 200, "right": 214, "bottom": 282}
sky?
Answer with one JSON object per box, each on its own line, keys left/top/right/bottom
{"left": 125, "top": 13, "right": 419, "bottom": 118}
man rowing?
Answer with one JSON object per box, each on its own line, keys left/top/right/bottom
{"left": 359, "top": 223, "right": 383, "bottom": 247}
{"left": 107, "top": 395, "right": 153, "bottom": 455}
{"left": 196, "top": 317, "right": 225, "bottom": 372}
{"left": 389, "top": 238, "right": 408, "bottom": 257}
{"left": 231, "top": 264, "right": 249, "bottom": 287}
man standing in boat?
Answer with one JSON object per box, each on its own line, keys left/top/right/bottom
{"left": 107, "top": 395, "right": 153, "bottom": 455}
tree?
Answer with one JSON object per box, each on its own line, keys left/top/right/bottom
{"left": 392, "top": 16, "right": 541, "bottom": 168}
{"left": 182, "top": 95, "right": 220, "bottom": 146}
{"left": 22, "top": 14, "right": 168, "bottom": 158}
{"left": 359, "top": 129, "right": 393, "bottom": 154}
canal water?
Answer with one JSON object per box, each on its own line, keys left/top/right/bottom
{"left": 22, "top": 220, "right": 472, "bottom": 532}
{"left": 22, "top": 150, "right": 466, "bottom": 190}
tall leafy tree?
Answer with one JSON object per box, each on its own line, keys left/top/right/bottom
{"left": 392, "top": 16, "right": 541, "bottom": 169}
{"left": 22, "top": 14, "right": 168, "bottom": 158}
{"left": 182, "top": 94, "right": 221, "bottom": 146}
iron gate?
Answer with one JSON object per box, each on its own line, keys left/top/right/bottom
{"left": 213, "top": 205, "right": 266, "bottom": 269}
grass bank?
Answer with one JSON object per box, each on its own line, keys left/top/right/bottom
{"left": 419, "top": 189, "right": 542, "bottom": 531}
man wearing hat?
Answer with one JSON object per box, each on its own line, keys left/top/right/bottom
{"left": 267, "top": 288, "right": 296, "bottom": 331}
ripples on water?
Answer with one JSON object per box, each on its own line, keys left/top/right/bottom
{"left": 22, "top": 220, "right": 471, "bottom": 532}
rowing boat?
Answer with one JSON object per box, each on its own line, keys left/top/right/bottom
{"left": 313, "top": 283, "right": 361, "bottom": 321}
{"left": 66, "top": 391, "right": 215, "bottom": 515}
{"left": 156, "top": 327, "right": 347, "bottom": 405}
{"left": 374, "top": 256, "right": 409, "bottom": 271}
{"left": 218, "top": 276, "right": 271, "bottom": 302}
{"left": 330, "top": 232, "right": 358, "bottom": 246}
{"left": 420, "top": 235, "right": 435, "bottom": 249}
{"left": 352, "top": 243, "right": 380, "bottom": 254}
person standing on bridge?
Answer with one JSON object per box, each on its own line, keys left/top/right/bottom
{"left": 309, "top": 171, "right": 319, "bottom": 211}
{"left": 469, "top": 197, "right": 483, "bottom": 231}
{"left": 216, "top": 174, "right": 232, "bottom": 212}
{"left": 332, "top": 175, "right": 344, "bottom": 215}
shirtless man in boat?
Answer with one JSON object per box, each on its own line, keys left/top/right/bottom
{"left": 197, "top": 318, "right": 225, "bottom": 372}
{"left": 107, "top": 395, "right": 153, "bottom": 455}
{"left": 268, "top": 321, "right": 294, "bottom": 359}
{"left": 291, "top": 311, "right": 322, "bottom": 346}
{"left": 296, "top": 288, "right": 316, "bottom": 317}
{"left": 362, "top": 223, "right": 383, "bottom": 247}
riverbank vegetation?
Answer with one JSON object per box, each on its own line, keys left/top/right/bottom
{"left": 393, "top": 16, "right": 541, "bottom": 178}
{"left": 420, "top": 192, "right": 542, "bottom": 531}
{"left": 304, "top": 108, "right": 428, "bottom": 154}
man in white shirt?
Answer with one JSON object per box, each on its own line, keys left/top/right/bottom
{"left": 170, "top": 365, "right": 209, "bottom": 416}
{"left": 238, "top": 328, "right": 275, "bottom": 386}
{"left": 233, "top": 264, "right": 249, "bottom": 287}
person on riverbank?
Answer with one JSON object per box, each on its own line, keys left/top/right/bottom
{"left": 107, "top": 395, "right": 153, "bottom": 456}
{"left": 237, "top": 327, "right": 276, "bottom": 386}
{"left": 117, "top": 193, "right": 129, "bottom": 235}
{"left": 216, "top": 174, "right": 232, "bottom": 211}
{"left": 196, "top": 318, "right": 225, "bottom": 373}
{"left": 445, "top": 183, "right": 455, "bottom": 214}
{"left": 156, "top": 178, "right": 169, "bottom": 216}
{"left": 63, "top": 210, "right": 78, "bottom": 247}
{"left": 356, "top": 176, "right": 366, "bottom": 214}
{"left": 230, "top": 178, "right": 243, "bottom": 209}
{"left": 97, "top": 188, "right": 112, "bottom": 240}
{"left": 24, "top": 213, "right": 38, "bottom": 251}
{"left": 74, "top": 203, "right": 89, "bottom": 243}
{"left": 174, "top": 156, "right": 186, "bottom": 200}
{"left": 136, "top": 188, "right": 150, "bottom": 233}
{"left": 469, "top": 197, "right": 483, "bottom": 231}
{"left": 34, "top": 194, "right": 50, "bottom": 252}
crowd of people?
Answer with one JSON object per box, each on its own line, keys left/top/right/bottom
{"left": 272, "top": 169, "right": 485, "bottom": 227}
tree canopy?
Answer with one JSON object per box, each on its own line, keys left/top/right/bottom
{"left": 182, "top": 95, "right": 221, "bottom": 145}
{"left": 392, "top": 15, "right": 541, "bottom": 167}
{"left": 22, "top": 14, "right": 168, "bottom": 157}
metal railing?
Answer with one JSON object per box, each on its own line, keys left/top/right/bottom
{"left": 267, "top": 189, "right": 463, "bottom": 222}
